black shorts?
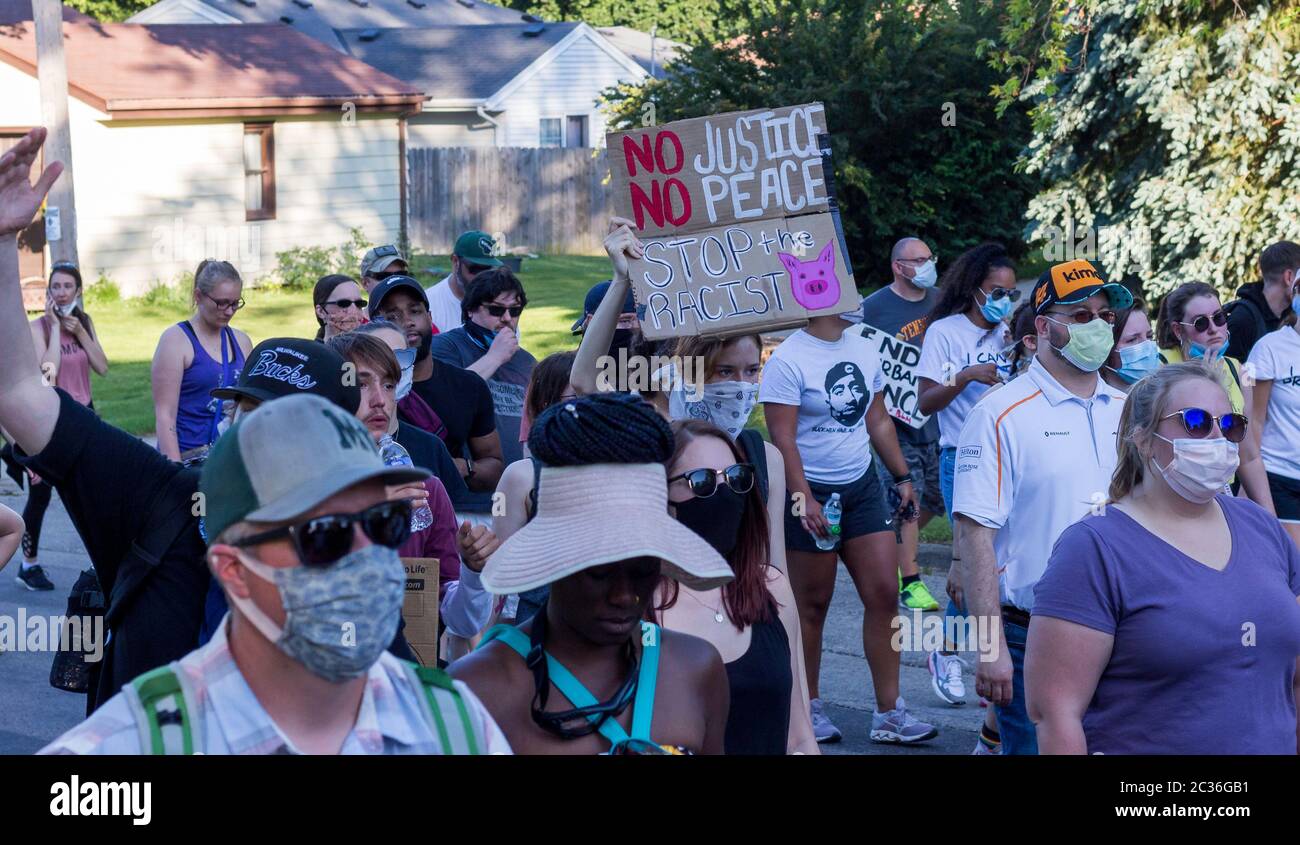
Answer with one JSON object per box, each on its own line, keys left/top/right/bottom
{"left": 785, "top": 466, "right": 893, "bottom": 553}
{"left": 1268, "top": 472, "right": 1300, "bottom": 523}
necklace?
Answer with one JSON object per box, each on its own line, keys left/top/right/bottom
{"left": 682, "top": 588, "right": 727, "bottom": 624}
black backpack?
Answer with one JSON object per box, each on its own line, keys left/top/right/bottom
{"left": 1224, "top": 298, "right": 1267, "bottom": 351}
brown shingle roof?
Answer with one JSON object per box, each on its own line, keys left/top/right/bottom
{"left": 0, "top": 22, "right": 427, "bottom": 116}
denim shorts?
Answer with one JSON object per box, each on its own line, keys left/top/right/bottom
{"left": 785, "top": 466, "right": 893, "bottom": 553}
{"left": 939, "top": 446, "right": 957, "bottom": 524}
{"left": 875, "top": 438, "right": 944, "bottom": 519}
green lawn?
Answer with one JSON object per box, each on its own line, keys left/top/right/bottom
{"left": 84, "top": 254, "right": 612, "bottom": 435}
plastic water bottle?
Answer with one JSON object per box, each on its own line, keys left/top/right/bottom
{"left": 379, "top": 434, "right": 433, "bottom": 532}
{"left": 815, "top": 493, "right": 842, "bottom": 551}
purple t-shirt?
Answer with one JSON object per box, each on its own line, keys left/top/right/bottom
{"left": 1034, "top": 495, "right": 1300, "bottom": 754}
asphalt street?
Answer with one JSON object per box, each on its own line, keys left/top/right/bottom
{"left": 0, "top": 472, "right": 986, "bottom": 755}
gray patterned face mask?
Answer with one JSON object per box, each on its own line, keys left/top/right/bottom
{"left": 229, "top": 544, "right": 405, "bottom": 682}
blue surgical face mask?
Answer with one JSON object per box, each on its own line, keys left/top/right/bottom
{"left": 1108, "top": 339, "right": 1160, "bottom": 384}
{"left": 910, "top": 260, "right": 938, "bottom": 289}
{"left": 977, "top": 288, "right": 1014, "bottom": 324}
{"left": 1188, "top": 330, "right": 1229, "bottom": 361}
{"left": 1291, "top": 291, "right": 1300, "bottom": 316}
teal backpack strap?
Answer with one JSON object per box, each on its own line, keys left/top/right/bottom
{"left": 480, "top": 623, "right": 632, "bottom": 747}
{"left": 629, "top": 622, "right": 661, "bottom": 742}
{"left": 404, "top": 661, "right": 481, "bottom": 755}
{"left": 126, "top": 665, "right": 197, "bottom": 755}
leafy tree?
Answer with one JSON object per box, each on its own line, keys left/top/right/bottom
{"left": 504, "top": 0, "right": 767, "bottom": 43}
{"left": 603, "top": 0, "right": 1039, "bottom": 287}
{"left": 65, "top": 0, "right": 158, "bottom": 22}
{"left": 982, "top": 0, "right": 1300, "bottom": 298}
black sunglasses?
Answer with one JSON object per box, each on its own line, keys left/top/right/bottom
{"left": 987, "top": 287, "right": 1021, "bottom": 302}
{"left": 324, "top": 298, "right": 367, "bottom": 310}
{"left": 669, "top": 463, "right": 755, "bottom": 499}
{"left": 1160, "top": 407, "right": 1247, "bottom": 444}
{"left": 483, "top": 303, "right": 524, "bottom": 318}
{"left": 232, "top": 500, "right": 412, "bottom": 567}
{"left": 1178, "top": 310, "right": 1228, "bottom": 334}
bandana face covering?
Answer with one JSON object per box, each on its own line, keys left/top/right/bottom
{"left": 394, "top": 347, "right": 416, "bottom": 401}
{"left": 698, "top": 381, "right": 759, "bottom": 439}
{"left": 227, "top": 544, "right": 405, "bottom": 682}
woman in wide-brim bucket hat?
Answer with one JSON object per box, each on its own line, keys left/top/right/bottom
{"left": 452, "top": 392, "right": 734, "bottom": 755}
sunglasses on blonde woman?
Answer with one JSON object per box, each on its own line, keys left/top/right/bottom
{"left": 1159, "top": 408, "right": 1247, "bottom": 444}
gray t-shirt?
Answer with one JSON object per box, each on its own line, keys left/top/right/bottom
{"left": 427, "top": 327, "right": 536, "bottom": 465}
{"left": 861, "top": 284, "right": 940, "bottom": 444}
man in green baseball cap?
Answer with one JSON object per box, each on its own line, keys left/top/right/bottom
{"left": 40, "top": 393, "right": 510, "bottom": 755}
{"left": 425, "top": 230, "right": 502, "bottom": 334}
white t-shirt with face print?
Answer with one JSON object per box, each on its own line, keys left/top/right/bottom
{"left": 759, "top": 329, "right": 885, "bottom": 485}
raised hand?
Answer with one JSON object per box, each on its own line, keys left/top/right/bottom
{"left": 603, "top": 216, "right": 643, "bottom": 278}
{"left": 0, "top": 128, "right": 62, "bottom": 238}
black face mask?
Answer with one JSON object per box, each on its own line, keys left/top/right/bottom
{"left": 608, "top": 328, "right": 638, "bottom": 357}
{"left": 673, "top": 487, "right": 745, "bottom": 559}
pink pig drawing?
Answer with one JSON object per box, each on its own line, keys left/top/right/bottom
{"left": 778, "top": 242, "right": 842, "bottom": 311}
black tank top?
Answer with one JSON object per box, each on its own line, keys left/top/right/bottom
{"left": 723, "top": 615, "right": 792, "bottom": 755}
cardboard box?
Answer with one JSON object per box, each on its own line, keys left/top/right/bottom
{"left": 400, "top": 557, "right": 440, "bottom": 667}
{"left": 607, "top": 102, "right": 857, "bottom": 339}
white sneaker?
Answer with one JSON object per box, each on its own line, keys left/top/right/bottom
{"left": 809, "top": 698, "right": 842, "bottom": 743}
{"left": 927, "top": 651, "right": 967, "bottom": 705}
{"left": 870, "top": 697, "right": 938, "bottom": 744}
{"left": 972, "top": 738, "right": 1001, "bottom": 755}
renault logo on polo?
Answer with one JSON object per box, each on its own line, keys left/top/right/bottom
{"left": 1044, "top": 430, "right": 1070, "bottom": 437}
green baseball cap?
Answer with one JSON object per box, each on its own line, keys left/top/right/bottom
{"left": 199, "top": 394, "right": 428, "bottom": 544}
{"left": 452, "top": 231, "right": 503, "bottom": 267}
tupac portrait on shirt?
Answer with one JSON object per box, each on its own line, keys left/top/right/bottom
{"left": 824, "top": 362, "right": 868, "bottom": 427}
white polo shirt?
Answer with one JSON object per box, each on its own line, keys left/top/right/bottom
{"left": 952, "top": 358, "right": 1126, "bottom": 611}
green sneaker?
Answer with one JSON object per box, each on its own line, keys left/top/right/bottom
{"left": 900, "top": 579, "right": 940, "bottom": 611}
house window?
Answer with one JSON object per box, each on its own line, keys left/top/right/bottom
{"left": 244, "top": 124, "right": 275, "bottom": 221}
{"left": 539, "top": 118, "right": 562, "bottom": 148}
{"left": 565, "top": 115, "right": 588, "bottom": 148}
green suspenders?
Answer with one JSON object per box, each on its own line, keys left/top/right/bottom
{"left": 127, "top": 660, "right": 481, "bottom": 755}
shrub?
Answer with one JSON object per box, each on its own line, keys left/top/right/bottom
{"left": 83, "top": 275, "right": 121, "bottom": 305}
{"left": 274, "top": 227, "right": 371, "bottom": 290}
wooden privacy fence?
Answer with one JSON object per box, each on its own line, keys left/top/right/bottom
{"left": 407, "top": 147, "right": 613, "bottom": 255}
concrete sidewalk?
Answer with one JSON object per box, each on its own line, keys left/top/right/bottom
{"left": 0, "top": 472, "right": 987, "bottom": 755}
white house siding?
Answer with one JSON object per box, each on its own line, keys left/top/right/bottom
{"left": 0, "top": 67, "right": 402, "bottom": 295}
{"left": 408, "top": 111, "right": 496, "bottom": 148}
{"left": 493, "top": 34, "right": 635, "bottom": 148}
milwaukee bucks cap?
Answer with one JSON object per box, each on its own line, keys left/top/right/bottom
{"left": 1032, "top": 259, "right": 1134, "bottom": 314}
{"left": 211, "top": 337, "right": 360, "bottom": 414}
{"left": 452, "top": 230, "right": 503, "bottom": 267}
{"left": 199, "top": 394, "right": 427, "bottom": 544}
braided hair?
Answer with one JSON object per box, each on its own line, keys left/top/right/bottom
{"left": 528, "top": 391, "right": 673, "bottom": 467}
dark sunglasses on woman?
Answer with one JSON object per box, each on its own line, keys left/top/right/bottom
{"left": 231, "top": 500, "right": 412, "bottom": 567}
{"left": 324, "top": 298, "right": 367, "bottom": 310}
{"left": 1159, "top": 407, "right": 1248, "bottom": 444}
{"left": 1178, "top": 310, "right": 1228, "bottom": 334}
{"left": 669, "top": 463, "right": 755, "bottom": 499}
{"left": 986, "top": 287, "right": 1021, "bottom": 302}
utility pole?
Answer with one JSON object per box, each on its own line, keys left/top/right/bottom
{"left": 33, "top": 0, "right": 77, "bottom": 266}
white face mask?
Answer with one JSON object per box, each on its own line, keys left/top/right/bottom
{"left": 700, "top": 381, "right": 759, "bottom": 439}
{"left": 909, "top": 259, "right": 938, "bottom": 289}
{"left": 1151, "top": 434, "right": 1238, "bottom": 504}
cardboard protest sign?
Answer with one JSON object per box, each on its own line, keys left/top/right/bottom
{"left": 400, "top": 557, "right": 440, "bottom": 667}
{"left": 850, "top": 324, "right": 931, "bottom": 430}
{"left": 607, "top": 103, "right": 858, "bottom": 339}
